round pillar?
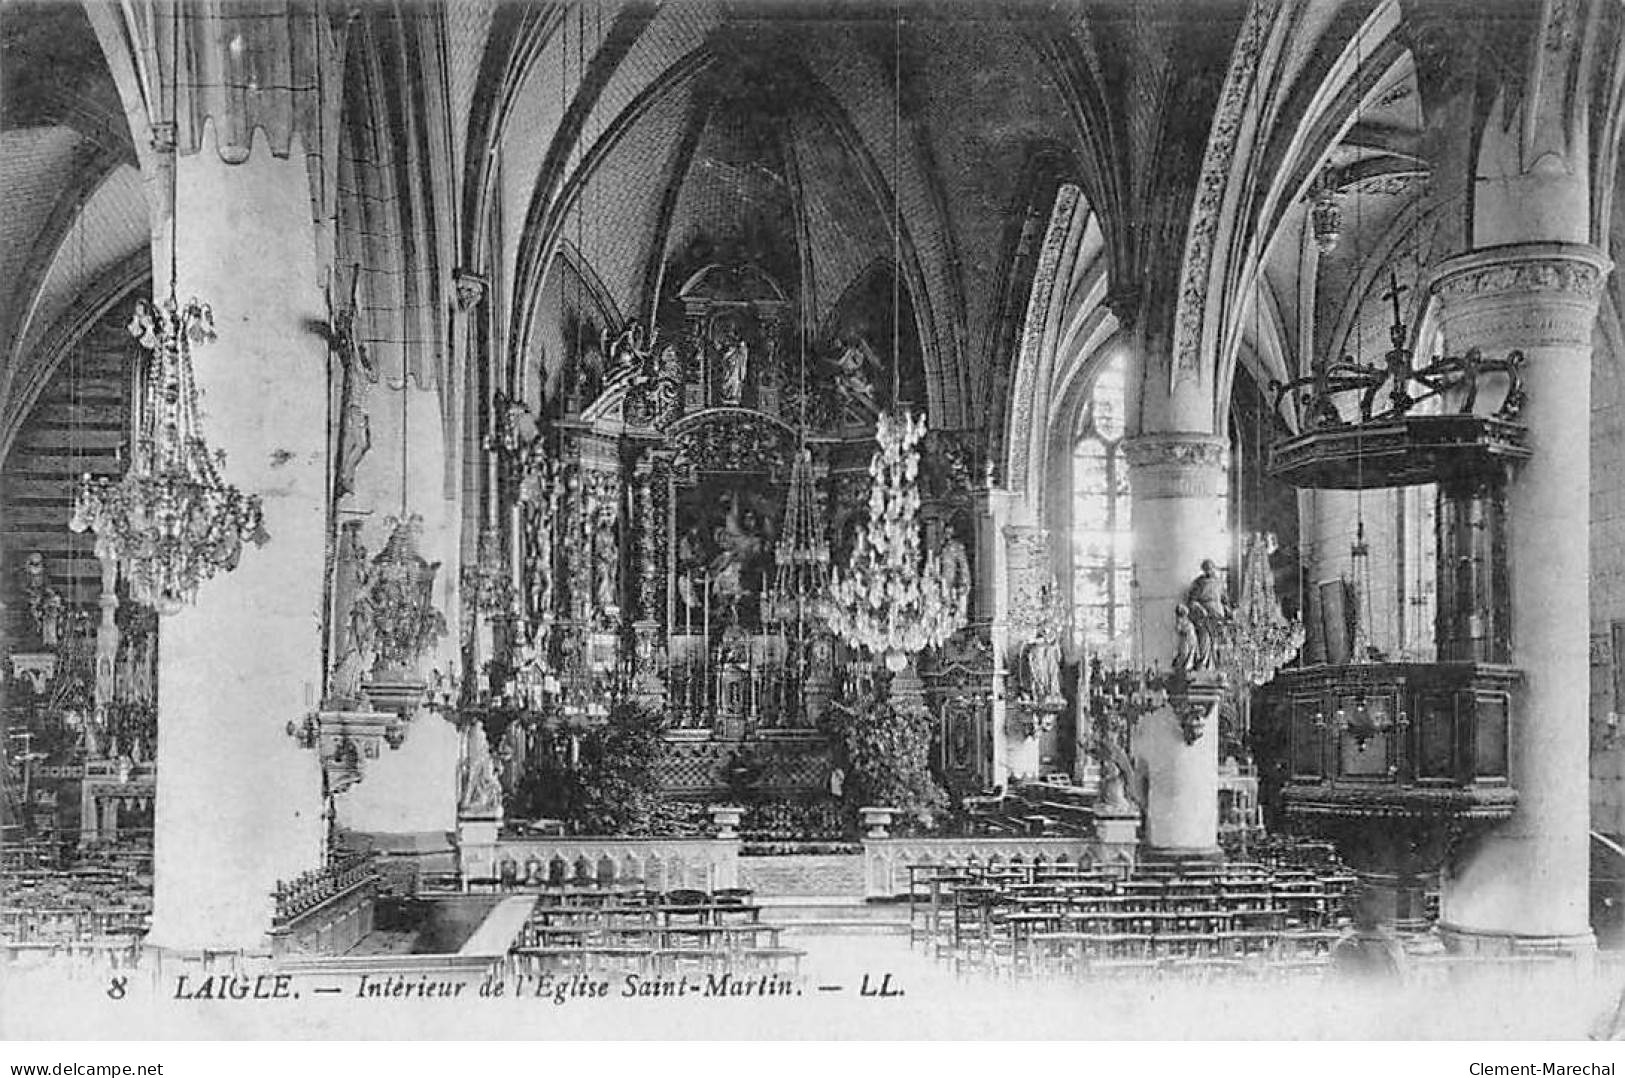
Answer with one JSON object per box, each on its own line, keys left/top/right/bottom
{"left": 1430, "top": 242, "right": 1611, "bottom": 954}
{"left": 146, "top": 126, "right": 328, "bottom": 953}
{"left": 1124, "top": 433, "right": 1227, "bottom": 858}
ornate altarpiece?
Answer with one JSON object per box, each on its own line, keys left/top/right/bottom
{"left": 479, "top": 262, "right": 987, "bottom": 800}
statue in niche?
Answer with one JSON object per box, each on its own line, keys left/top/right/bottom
{"left": 829, "top": 332, "right": 881, "bottom": 417}
{"left": 593, "top": 505, "right": 619, "bottom": 619}
{"left": 940, "top": 535, "right": 972, "bottom": 608}
{"left": 719, "top": 320, "right": 750, "bottom": 405}
{"left": 1186, "top": 559, "right": 1231, "bottom": 669}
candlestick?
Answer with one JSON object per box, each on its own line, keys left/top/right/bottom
{"left": 702, "top": 571, "right": 711, "bottom": 717}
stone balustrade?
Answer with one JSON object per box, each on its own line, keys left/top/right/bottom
{"left": 459, "top": 834, "right": 740, "bottom": 893}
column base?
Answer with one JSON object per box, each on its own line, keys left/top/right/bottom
{"left": 1436, "top": 922, "right": 1597, "bottom": 962}
{"left": 1139, "top": 844, "right": 1224, "bottom": 866}
{"left": 456, "top": 817, "right": 502, "bottom": 885}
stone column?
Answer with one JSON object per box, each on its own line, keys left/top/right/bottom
{"left": 1431, "top": 242, "right": 1611, "bottom": 954}
{"left": 145, "top": 126, "right": 328, "bottom": 953}
{"left": 1124, "top": 433, "right": 1228, "bottom": 860}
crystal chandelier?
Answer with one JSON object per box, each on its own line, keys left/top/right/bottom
{"left": 1223, "top": 532, "right": 1305, "bottom": 686}
{"left": 765, "top": 447, "right": 829, "bottom": 626}
{"left": 826, "top": 411, "right": 967, "bottom": 671}
{"left": 71, "top": 296, "right": 268, "bottom": 615}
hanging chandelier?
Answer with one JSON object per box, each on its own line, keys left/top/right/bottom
{"left": 71, "top": 295, "right": 268, "bottom": 615}
{"left": 766, "top": 447, "right": 830, "bottom": 627}
{"left": 1223, "top": 532, "right": 1305, "bottom": 686}
{"left": 825, "top": 411, "right": 967, "bottom": 672}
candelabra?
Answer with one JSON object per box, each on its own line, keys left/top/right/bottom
{"left": 1223, "top": 532, "right": 1305, "bottom": 687}
{"left": 71, "top": 296, "right": 268, "bottom": 614}
{"left": 1313, "top": 695, "right": 1409, "bottom": 752}
{"left": 826, "top": 412, "right": 968, "bottom": 671}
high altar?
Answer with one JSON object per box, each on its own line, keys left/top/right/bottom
{"left": 461, "top": 261, "right": 993, "bottom": 805}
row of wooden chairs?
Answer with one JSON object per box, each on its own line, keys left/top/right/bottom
{"left": 509, "top": 887, "right": 805, "bottom": 979}
{"left": 2, "top": 863, "right": 153, "bottom": 945}
{"left": 910, "top": 860, "right": 1354, "bottom": 980}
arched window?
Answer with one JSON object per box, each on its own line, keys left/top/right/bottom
{"left": 1071, "top": 353, "right": 1131, "bottom": 653}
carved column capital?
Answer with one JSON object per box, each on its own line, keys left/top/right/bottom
{"left": 1123, "top": 433, "right": 1227, "bottom": 500}
{"left": 1429, "top": 242, "right": 1612, "bottom": 352}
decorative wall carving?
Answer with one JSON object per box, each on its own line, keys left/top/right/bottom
{"left": 1434, "top": 257, "right": 1604, "bottom": 305}
{"left": 1004, "top": 525, "right": 1056, "bottom": 649}
{"left": 1006, "top": 184, "right": 1081, "bottom": 501}
{"left": 1432, "top": 249, "right": 1610, "bottom": 352}
{"left": 1172, "top": 0, "right": 1281, "bottom": 383}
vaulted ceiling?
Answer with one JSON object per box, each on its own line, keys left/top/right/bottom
{"left": 486, "top": 1, "right": 1081, "bottom": 428}
{"left": 0, "top": 0, "right": 147, "bottom": 455}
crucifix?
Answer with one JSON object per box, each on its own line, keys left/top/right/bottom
{"left": 1379, "top": 271, "right": 1415, "bottom": 414}
{"left": 1381, "top": 271, "right": 1410, "bottom": 344}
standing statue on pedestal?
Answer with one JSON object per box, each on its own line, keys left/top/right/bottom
{"left": 1173, "top": 603, "right": 1200, "bottom": 674}
{"left": 458, "top": 721, "right": 503, "bottom": 819}
{"left": 1185, "top": 559, "right": 1231, "bottom": 669}
{"left": 1026, "top": 621, "right": 1063, "bottom": 706}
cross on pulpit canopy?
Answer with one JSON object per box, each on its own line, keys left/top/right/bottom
{"left": 1382, "top": 271, "right": 1410, "bottom": 347}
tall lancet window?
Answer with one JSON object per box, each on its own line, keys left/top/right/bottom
{"left": 1071, "top": 353, "right": 1132, "bottom": 654}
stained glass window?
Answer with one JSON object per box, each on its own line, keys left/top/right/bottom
{"left": 1071, "top": 353, "right": 1131, "bottom": 654}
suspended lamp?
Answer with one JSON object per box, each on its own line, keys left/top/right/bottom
{"left": 70, "top": 295, "right": 268, "bottom": 616}
{"left": 69, "top": 10, "right": 269, "bottom": 615}
{"left": 825, "top": 411, "right": 967, "bottom": 671}
{"left": 1224, "top": 532, "right": 1305, "bottom": 686}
